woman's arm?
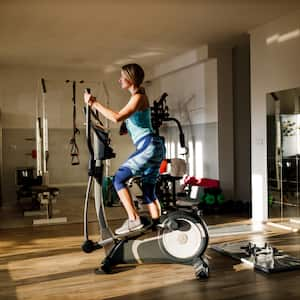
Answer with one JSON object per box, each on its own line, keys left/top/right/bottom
{"left": 84, "top": 92, "right": 143, "bottom": 123}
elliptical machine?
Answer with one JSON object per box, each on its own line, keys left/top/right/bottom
{"left": 81, "top": 90, "right": 210, "bottom": 279}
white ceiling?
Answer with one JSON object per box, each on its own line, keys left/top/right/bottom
{"left": 1, "top": 0, "right": 300, "bottom": 72}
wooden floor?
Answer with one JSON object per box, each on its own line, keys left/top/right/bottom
{"left": 1, "top": 188, "right": 300, "bottom": 300}
{"left": 1, "top": 217, "right": 300, "bottom": 300}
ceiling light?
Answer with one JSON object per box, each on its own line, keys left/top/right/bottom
{"left": 266, "top": 29, "right": 300, "bottom": 45}
{"left": 278, "top": 29, "right": 300, "bottom": 43}
{"left": 114, "top": 58, "right": 134, "bottom": 65}
{"left": 266, "top": 34, "right": 280, "bottom": 45}
{"left": 130, "top": 51, "right": 162, "bottom": 59}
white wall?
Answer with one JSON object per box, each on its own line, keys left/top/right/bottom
{"left": 208, "top": 46, "right": 235, "bottom": 200}
{"left": 147, "top": 59, "right": 218, "bottom": 125}
{"left": 250, "top": 9, "right": 300, "bottom": 222}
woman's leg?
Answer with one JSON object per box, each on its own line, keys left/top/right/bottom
{"left": 113, "top": 166, "right": 143, "bottom": 234}
{"left": 113, "top": 136, "right": 153, "bottom": 221}
{"left": 142, "top": 135, "right": 165, "bottom": 221}
{"left": 147, "top": 199, "right": 161, "bottom": 219}
{"left": 143, "top": 182, "right": 161, "bottom": 224}
{"left": 117, "top": 187, "right": 139, "bottom": 220}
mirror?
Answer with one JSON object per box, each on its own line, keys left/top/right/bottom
{"left": 267, "top": 87, "right": 300, "bottom": 220}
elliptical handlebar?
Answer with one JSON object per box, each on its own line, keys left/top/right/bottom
{"left": 82, "top": 88, "right": 115, "bottom": 253}
{"left": 84, "top": 88, "right": 97, "bottom": 177}
{"left": 85, "top": 89, "right": 95, "bottom": 162}
{"left": 84, "top": 88, "right": 115, "bottom": 169}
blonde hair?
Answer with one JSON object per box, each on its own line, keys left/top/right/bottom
{"left": 121, "top": 63, "right": 145, "bottom": 87}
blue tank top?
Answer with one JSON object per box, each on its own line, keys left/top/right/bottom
{"left": 125, "top": 108, "right": 154, "bottom": 145}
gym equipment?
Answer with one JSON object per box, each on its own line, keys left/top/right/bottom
{"left": 65, "top": 80, "right": 85, "bottom": 165}
{"left": 151, "top": 93, "right": 187, "bottom": 154}
{"left": 151, "top": 94, "right": 225, "bottom": 212}
{"left": 212, "top": 240, "right": 300, "bottom": 273}
{"left": 16, "top": 167, "right": 59, "bottom": 217}
{"left": 16, "top": 78, "right": 66, "bottom": 225}
{"left": 202, "top": 188, "right": 224, "bottom": 206}
{"left": 150, "top": 93, "right": 189, "bottom": 208}
{"left": 102, "top": 176, "right": 119, "bottom": 207}
{"left": 181, "top": 176, "right": 225, "bottom": 212}
{"left": 36, "top": 78, "right": 48, "bottom": 181}
{"left": 82, "top": 89, "right": 210, "bottom": 279}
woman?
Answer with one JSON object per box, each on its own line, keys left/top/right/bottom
{"left": 84, "top": 63, "right": 165, "bottom": 235}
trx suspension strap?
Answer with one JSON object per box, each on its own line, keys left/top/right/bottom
{"left": 70, "top": 81, "right": 80, "bottom": 165}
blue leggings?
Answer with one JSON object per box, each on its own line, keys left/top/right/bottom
{"left": 113, "top": 134, "right": 165, "bottom": 204}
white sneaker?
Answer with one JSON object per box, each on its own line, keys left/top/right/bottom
{"left": 115, "top": 218, "right": 144, "bottom": 235}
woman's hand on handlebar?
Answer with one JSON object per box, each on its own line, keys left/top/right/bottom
{"left": 84, "top": 91, "right": 96, "bottom": 107}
